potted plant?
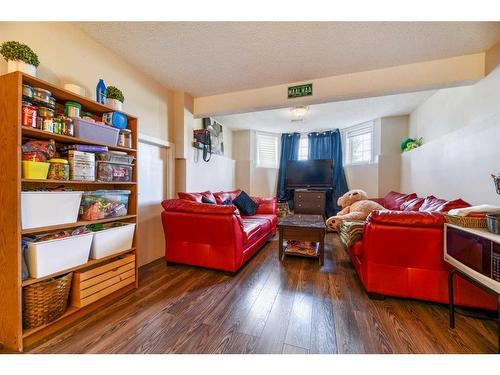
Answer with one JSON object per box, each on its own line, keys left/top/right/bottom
{"left": 0, "top": 41, "right": 39, "bottom": 76}
{"left": 106, "top": 86, "right": 125, "bottom": 110}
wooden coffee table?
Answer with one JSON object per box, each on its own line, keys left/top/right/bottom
{"left": 278, "top": 214, "right": 326, "bottom": 266}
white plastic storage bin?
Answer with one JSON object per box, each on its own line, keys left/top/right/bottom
{"left": 26, "top": 232, "right": 93, "bottom": 278}
{"left": 21, "top": 191, "right": 83, "bottom": 229}
{"left": 89, "top": 223, "right": 136, "bottom": 259}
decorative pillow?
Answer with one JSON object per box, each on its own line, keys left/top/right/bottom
{"left": 178, "top": 191, "right": 216, "bottom": 203}
{"left": 400, "top": 197, "right": 425, "bottom": 211}
{"left": 213, "top": 189, "right": 242, "bottom": 204}
{"left": 419, "top": 195, "right": 447, "bottom": 212}
{"left": 383, "top": 191, "right": 418, "bottom": 211}
{"left": 437, "top": 198, "right": 470, "bottom": 212}
{"left": 201, "top": 196, "right": 215, "bottom": 204}
{"left": 233, "top": 191, "right": 258, "bottom": 216}
{"left": 222, "top": 199, "right": 233, "bottom": 205}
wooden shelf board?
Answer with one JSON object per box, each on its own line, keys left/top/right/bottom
{"left": 21, "top": 127, "right": 136, "bottom": 153}
{"left": 21, "top": 215, "right": 137, "bottom": 235}
{"left": 22, "top": 248, "right": 136, "bottom": 287}
{"left": 22, "top": 73, "right": 137, "bottom": 120}
{"left": 22, "top": 178, "right": 136, "bottom": 185}
{"left": 22, "top": 306, "right": 79, "bottom": 338}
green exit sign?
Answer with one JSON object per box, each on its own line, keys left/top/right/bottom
{"left": 288, "top": 83, "right": 313, "bottom": 99}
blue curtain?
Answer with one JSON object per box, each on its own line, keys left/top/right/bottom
{"left": 277, "top": 132, "right": 300, "bottom": 203}
{"left": 308, "top": 130, "right": 349, "bottom": 216}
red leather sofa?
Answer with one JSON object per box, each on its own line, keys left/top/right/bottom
{"left": 161, "top": 189, "right": 277, "bottom": 273}
{"left": 348, "top": 191, "right": 497, "bottom": 309}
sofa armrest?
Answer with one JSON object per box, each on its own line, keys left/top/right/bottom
{"left": 367, "top": 210, "right": 444, "bottom": 227}
{"left": 252, "top": 197, "right": 277, "bottom": 215}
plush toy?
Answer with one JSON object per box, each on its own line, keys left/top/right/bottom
{"left": 326, "top": 189, "right": 384, "bottom": 232}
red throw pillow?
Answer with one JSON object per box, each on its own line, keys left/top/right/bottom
{"left": 438, "top": 198, "right": 470, "bottom": 212}
{"left": 383, "top": 191, "right": 418, "bottom": 211}
{"left": 213, "top": 189, "right": 242, "bottom": 204}
{"left": 400, "top": 197, "right": 425, "bottom": 211}
{"left": 178, "top": 191, "right": 216, "bottom": 203}
{"left": 418, "top": 196, "right": 447, "bottom": 212}
{"left": 418, "top": 196, "right": 469, "bottom": 213}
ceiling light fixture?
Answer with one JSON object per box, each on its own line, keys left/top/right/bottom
{"left": 290, "top": 106, "right": 309, "bottom": 122}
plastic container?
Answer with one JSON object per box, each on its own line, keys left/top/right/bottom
{"left": 487, "top": 214, "right": 500, "bottom": 235}
{"left": 118, "top": 129, "right": 132, "bottom": 148}
{"left": 22, "top": 160, "right": 50, "bottom": 179}
{"left": 25, "top": 232, "right": 93, "bottom": 278}
{"left": 32, "top": 87, "right": 52, "bottom": 105}
{"left": 88, "top": 223, "right": 136, "bottom": 259}
{"left": 21, "top": 191, "right": 83, "bottom": 229}
{"left": 65, "top": 101, "right": 81, "bottom": 118}
{"left": 73, "top": 117, "right": 120, "bottom": 146}
{"left": 96, "top": 161, "right": 133, "bottom": 182}
{"left": 97, "top": 151, "right": 134, "bottom": 164}
{"left": 48, "top": 158, "right": 69, "bottom": 180}
{"left": 102, "top": 112, "right": 128, "bottom": 130}
{"left": 79, "top": 190, "right": 131, "bottom": 220}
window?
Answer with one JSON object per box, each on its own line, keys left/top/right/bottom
{"left": 344, "top": 122, "right": 374, "bottom": 165}
{"left": 256, "top": 132, "right": 279, "bottom": 168}
{"left": 298, "top": 136, "right": 309, "bottom": 160}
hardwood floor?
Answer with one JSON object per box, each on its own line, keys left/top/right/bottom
{"left": 26, "top": 234, "right": 498, "bottom": 354}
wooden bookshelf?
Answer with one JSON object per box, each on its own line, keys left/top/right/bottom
{"left": 0, "top": 71, "right": 139, "bottom": 352}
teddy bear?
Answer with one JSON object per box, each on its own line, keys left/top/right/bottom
{"left": 326, "top": 189, "right": 384, "bottom": 231}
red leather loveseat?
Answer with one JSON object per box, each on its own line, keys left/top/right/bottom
{"left": 348, "top": 191, "right": 496, "bottom": 310}
{"left": 161, "top": 189, "right": 277, "bottom": 273}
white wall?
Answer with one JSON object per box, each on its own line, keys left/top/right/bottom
{"left": 344, "top": 116, "right": 408, "bottom": 198}
{"left": 232, "top": 130, "right": 279, "bottom": 198}
{"left": 183, "top": 111, "right": 235, "bottom": 192}
{"left": 0, "top": 22, "right": 174, "bottom": 266}
{"left": 401, "top": 67, "right": 500, "bottom": 205}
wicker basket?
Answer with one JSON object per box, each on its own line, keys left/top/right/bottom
{"left": 22, "top": 273, "right": 73, "bottom": 330}
{"left": 444, "top": 214, "right": 487, "bottom": 229}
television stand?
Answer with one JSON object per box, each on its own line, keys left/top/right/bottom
{"left": 293, "top": 190, "right": 327, "bottom": 217}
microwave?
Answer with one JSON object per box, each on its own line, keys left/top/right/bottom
{"left": 444, "top": 224, "right": 500, "bottom": 293}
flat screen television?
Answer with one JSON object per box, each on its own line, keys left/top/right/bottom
{"left": 285, "top": 159, "right": 333, "bottom": 188}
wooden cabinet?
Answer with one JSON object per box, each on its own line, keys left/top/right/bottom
{"left": 0, "top": 72, "right": 139, "bottom": 351}
{"left": 294, "top": 190, "right": 326, "bottom": 216}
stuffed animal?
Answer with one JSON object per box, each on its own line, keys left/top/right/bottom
{"left": 326, "top": 189, "right": 384, "bottom": 232}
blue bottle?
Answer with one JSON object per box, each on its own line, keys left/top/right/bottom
{"left": 96, "top": 79, "right": 107, "bottom": 104}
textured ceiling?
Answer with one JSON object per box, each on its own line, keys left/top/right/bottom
{"left": 213, "top": 90, "right": 436, "bottom": 133}
{"left": 75, "top": 22, "right": 500, "bottom": 97}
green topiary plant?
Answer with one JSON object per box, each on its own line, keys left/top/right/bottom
{"left": 106, "top": 86, "right": 125, "bottom": 103}
{"left": 0, "top": 41, "right": 40, "bottom": 67}
{"left": 400, "top": 137, "right": 423, "bottom": 152}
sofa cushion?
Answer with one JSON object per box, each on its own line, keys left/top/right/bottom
{"left": 178, "top": 191, "right": 216, "bottom": 203}
{"left": 418, "top": 196, "right": 469, "bottom": 213}
{"left": 162, "top": 199, "right": 236, "bottom": 215}
{"left": 438, "top": 198, "right": 470, "bottom": 212}
{"left": 400, "top": 197, "right": 425, "bottom": 211}
{"left": 241, "top": 218, "right": 270, "bottom": 244}
{"left": 367, "top": 210, "right": 445, "bottom": 227}
{"left": 233, "top": 191, "right": 258, "bottom": 216}
{"left": 383, "top": 191, "right": 417, "bottom": 210}
{"left": 243, "top": 214, "right": 278, "bottom": 229}
{"left": 214, "top": 189, "right": 242, "bottom": 204}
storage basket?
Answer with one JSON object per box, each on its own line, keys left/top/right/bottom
{"left": 444, "top": 214, "right": 487, "bottom": 229}
{"left": 22, "top": 273, "right": 72, "bottom": 329}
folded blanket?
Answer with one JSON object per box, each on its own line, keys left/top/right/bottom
{"left": 339, "top": 220, "right": 365, "bottom": 247}
{"left": 448, "top": 204, "right": 500, "bottom": 217}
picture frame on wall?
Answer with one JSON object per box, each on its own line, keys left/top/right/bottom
{"left": 202, "top": 117, "right": 224, "bottom": 156}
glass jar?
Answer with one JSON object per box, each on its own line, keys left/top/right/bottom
{"left": 48, "top": 158, "right": 69, "bottom": 180}
{"left": 42, "top": 116, "right": 54, "bottom": 133}
{"left": 22, "top": 101, "right": 37, "bottom": 128}
{"left": 119, "top": 129, "right": 132, "bottom": 148}
{"left": 66, "top": 117, "right": 74, "bottom": 136}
